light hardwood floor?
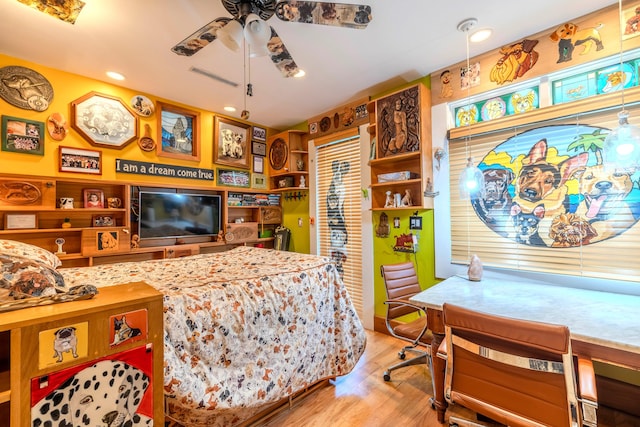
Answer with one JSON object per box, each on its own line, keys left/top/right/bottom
{"left": 259, "top": 330, "right": 640, "bottom": 427}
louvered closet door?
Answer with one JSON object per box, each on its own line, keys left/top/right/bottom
{"left": 315, "top": 130, "right": 363, "bottom": 317}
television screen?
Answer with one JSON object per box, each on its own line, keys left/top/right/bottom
{"left": 138, "top": 191, "right": 221, "bottom": 240}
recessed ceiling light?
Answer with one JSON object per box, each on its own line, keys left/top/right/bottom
{"left": 106, "top": 71, "right": 125, "bottom": 81}
{"left": 224, "top": 106, "right": 237, "bottom": 112}
{"left": 294, "top": 69, "right": 306, "bottom": 78}
{"left": 470, "top": 28, "right": 492, "bottom": 43}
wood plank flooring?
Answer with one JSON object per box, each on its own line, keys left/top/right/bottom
{"left": 259, "top": 329, "right": 640, "bottom": 427}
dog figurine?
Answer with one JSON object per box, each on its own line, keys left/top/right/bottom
{"left": 549, "top": 22, "right": 604, "bottom": 63}
{"left": 53, "top": 327, "right": 78, "bottom": 362}
{"left": 111, "top": 315, "right": 142, "bottom": 346}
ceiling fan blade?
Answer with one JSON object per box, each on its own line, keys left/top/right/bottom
{"left": 171, "top": 17, "right": 231, "bottom": 57}
{"left": 274, "top": 1, "right": 372, "bottom": 29}
{"left": 266, "top": 27, "right": 300, "bottom": 77}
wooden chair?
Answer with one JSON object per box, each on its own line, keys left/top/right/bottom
{"left": 380, "top": 262, "right": 433, "bottom": 382}
{"left": 439, "top": 303, "right": 598, "bottom": 427}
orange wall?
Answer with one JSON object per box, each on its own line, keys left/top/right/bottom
{"left": 0, "top": 54, "right": 276, "bottom": 190}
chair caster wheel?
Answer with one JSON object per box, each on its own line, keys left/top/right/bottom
{"left": 383, "top": 371, "right": 391, "bottom": 381}
{"left": 398, "top": 352, "right": 406, "bottom": 360}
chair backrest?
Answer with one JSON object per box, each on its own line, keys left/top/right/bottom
{"left": 380, "top": 262, "right": 422, "bottom": 320}
{"left": 442, "top": 303, "right": 581, "bottom": 427}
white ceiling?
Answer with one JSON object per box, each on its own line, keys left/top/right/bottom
{"left": 0, "top": 0, "right": 617, "bottom": 129}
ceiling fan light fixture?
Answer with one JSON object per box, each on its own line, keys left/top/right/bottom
{"left": 294, "top": 69, "right": 306, "bottom": 78}
{"left": 218, "top": 19, "right": 244, "bottom": 52}
{"left": 244, "top": 13, "right": 271, "bottom": 48}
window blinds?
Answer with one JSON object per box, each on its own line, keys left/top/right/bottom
{"left": 449, "top": 104, "right": 640, "bottom": 283}
{"left": 315, "top": 130, "right": 364, "bottom": 316}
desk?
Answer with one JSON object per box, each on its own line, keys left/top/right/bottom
{"left": 410, "top": 275, "right": 640, "bottom": 423}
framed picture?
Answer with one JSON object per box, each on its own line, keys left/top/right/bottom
{"left": 92, "top": 215, "right": 115, "bottom": 227}
{"left": 71, "top": 92, "right": 138, "bottom": 149}
{"left": 1, "top": 116, "right": 45, "bottom": 155}
{"left": 217, "top": 168, "right": 250, "bottom": 188}
{"left": 251, "top": 141, "right": 267, "bottom": 156}
{"left": 214, "top": 116, "right": 250, "bottom": 169}
{"left": 253, "top": 155, "right": 264, "bottom": 173}
{"left": 252, "top": 173, "right": 267, "bottom": 189}
{"left": 83, "top": 189, "right": 105, "bottom": 208}
{"left": 157, "top": 101, "right": 200, "bottom": 161}
{"left": 59, "top": 146, "right": 102, "bottom": 175}
{"left": 252, "top": 126, "right": 266, "bottom": 141}
{"left": 96, "top": 230, "right": 119, "bottom": 252}
{"left": 4, "top": 212, "right": 38, "bottom": 230}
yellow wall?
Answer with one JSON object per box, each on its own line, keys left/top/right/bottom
{"left": 0, "top": 54, "right": 276, "bottom": 191}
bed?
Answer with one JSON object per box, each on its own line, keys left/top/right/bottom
{"left": 55, "top": 245, "right": 367, "bottom": 426}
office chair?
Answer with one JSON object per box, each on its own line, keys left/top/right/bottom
{"left": 439, "top": 303, "right": 598, "bottom": 427}
{"left": 380, "top": 262, "right": 433, "bottom": 382}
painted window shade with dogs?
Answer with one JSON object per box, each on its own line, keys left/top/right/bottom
{"left": 449, "top": 104, "right": 640, "bottom": 283}
{"left": 315, "top": 130, "right": 363, "bottom": 318}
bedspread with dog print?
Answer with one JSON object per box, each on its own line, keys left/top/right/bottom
{"left": 60, "top": 246, "right": 366, "bottom": 426}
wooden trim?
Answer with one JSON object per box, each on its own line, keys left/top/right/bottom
{"left": 312, "top": 128, "right": 358, "bottom": 147}
{"left": 448, "top": 86, "right": 640, "bottom": 140}
{"left": 596, "top": 374, "right": 640, "bottom": 418}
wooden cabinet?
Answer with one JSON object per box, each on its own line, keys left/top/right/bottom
{"left": 368, "top": 84, "right": 433, "bottom": 210}
{"left": 0, "top": 282, "right": 163, "bottom": 426}
{"left": 0, "top": 174, "right": 283, "bottom": 266}
{"left": 0, "top": 176, "right": 130, "bottom": 266}
{"left": 226, "top": 192, "right": 282, "bottom": 245}
{"left": 267, "top": 130, "right": 308, "bottom": 191}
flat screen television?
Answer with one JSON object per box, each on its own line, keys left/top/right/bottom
{"left": 138, "top": 191, "right": 221, "bottom": 240}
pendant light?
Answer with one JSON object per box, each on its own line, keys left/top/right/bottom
{"left": 457, "top": 18, "right": 485, "bottom": 200}
{"left": 603, "top": 0, "right": 640, "bottom": 169}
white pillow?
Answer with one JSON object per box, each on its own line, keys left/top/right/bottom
{"left": 0, "top": 239, "right": 62, "bottom": 269}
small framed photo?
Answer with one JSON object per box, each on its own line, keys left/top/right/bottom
{"left": 84, "top": 189, "right": 105, "bottom": 208}
{"left": 59, "top": 146, "right": 102, "bottom": 175}
{"left": 252, "top": 126, "right": 266, "bottom": 141}
{"left": 252, "top": 173, "right": 267, "bottom": 189}
{"left": 253, "top": 155, "right": 264, "bottom": 173}
{"left": 1, "top": 116, "right": 45, "bottom": 156}
{"left": 92, "top": 215, "right": 115, "bottom": 227}
{"left": 217, "top": 168, "right": 250, "bottom": 188}
{"left": 4, "top": 212, "right": 38, "bottom": 230}
{"left": 251, "top": 141, "right": 267, "bottom": 156}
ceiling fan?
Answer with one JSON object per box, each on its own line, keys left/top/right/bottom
{"left": 171, "top": 1, "right": 372, "bottom": 78}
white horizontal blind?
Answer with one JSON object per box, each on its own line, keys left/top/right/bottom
{"left": 450, "top": 104, "right": 640, "bottom": 283}
{"left": 315, "top": 131, "right": 363, "bottom": 316}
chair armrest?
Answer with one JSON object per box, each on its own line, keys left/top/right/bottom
{"left": 384, "top": 298, "right": 426, "bottom": 314}
{"left": 437, "top": 338, "right": 448, "bottom": 360}
{"left": 576, "top": 356, "right": 597, "bottom": 403}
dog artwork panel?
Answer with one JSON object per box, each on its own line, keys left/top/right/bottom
{"left": 109, "top": 309, "right": 148, "bottom": 347}
{"left": 38, "top": 322, "right": 89, "bottom": 368}
{"left": 31, "top": 345, "right": 153, "bottom": 427}
{"left": 467, "top": 123, "right": 640, "bottom": 248}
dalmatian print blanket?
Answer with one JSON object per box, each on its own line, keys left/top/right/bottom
{"left": 60, "top": 246, "right": 366, "bottom": 426}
